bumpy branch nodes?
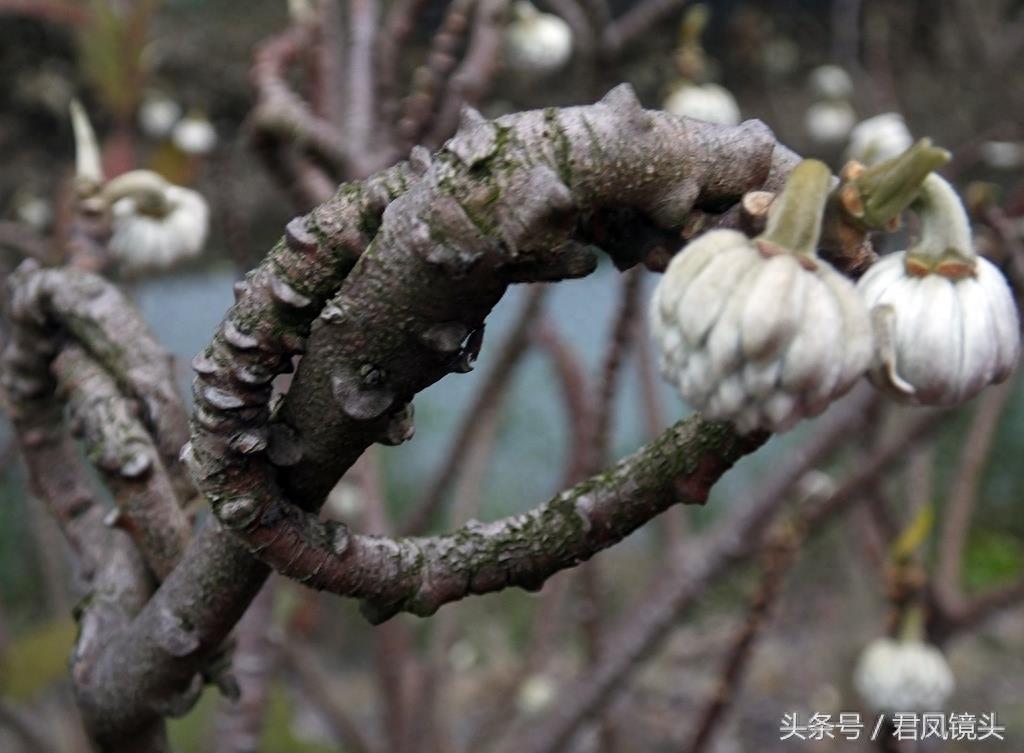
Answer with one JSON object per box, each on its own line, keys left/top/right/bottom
{"left": 1, "top": 262, "right": 193, "bottom": 496}
{"left": 55, "top": 346, "right": 189, "bottom": 579}
{"left": 186, "top": 87, "right": 796, "bottom": 620}
{"left": 1, "top": 263, "right": 192, "bottom": 578}
{"left": 185, "top": 160, "right": 417, "bottom": 514}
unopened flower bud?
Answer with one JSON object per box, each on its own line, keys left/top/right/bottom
{"left": 138, "top": 93, "right": 182, "bottom": 139}
{"left": 857, "top": 173, "right": 1020, "bottom": 405}
{"left": 846, "top": 113, "right": 913, "bottom": 165}
{"left": 804, "top": 100, "right": 855, "bottom": 144}
{"left": 663, "top": 82, "right": 740, "bottom": 126}
{"left": 651, "top": 160, "right": 873, "bottom": 433}
{"left": 102, "top": 170, "right": 209, "bottom": 274}
{"left": 504, "top": 2, "right": 573, "bottom": 75}
{"left": 808, "top": 64, "right": 853, "bottom": 100}
{"left": 854, "top": 638, "right": 954, "bottom": 712}
{"left": 172, "top": 113, "right": 217, "bottom": 155}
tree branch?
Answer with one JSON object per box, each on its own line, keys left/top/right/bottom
{"left": 54, "top": 345, "right": 190, "bottom": 579}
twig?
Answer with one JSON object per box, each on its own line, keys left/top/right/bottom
{"left": 3, "top": 263, "right": 193, "bottom": 502}
{"left": 250, "top": 23, "right": 351, "bottom": 173}
{"left": 590, "top": 267, "right": 643, "bottom": 472}
{"left": 415, "top": 400, "right": 507, "bottom": 753}
{"left": 684, "top": 525, "right": 800, "bottom": 753}
{"left": 55, "top": 345, "right": 190, "bottom": 579}
{"left": 0, "top": 701, "right": 56, "bottom": 753}
{"left": 278, "top": 641, "right": 381, "bottom": 753}
{"left": 377, "top": 0, "right": 431, "bottom": 130}
{"left": 534, "top": 322, "right": 593, "bottom": 488}
{"left": 935, "top": 380, "right": 1014, "bottom": 609}
{"left": 312, "top": 0, "right": 346, "bottom": 129}
{"left": 213, "top": 582, "right": 277, "bottom": 753}
{"left": 602, "top": 0, "right": 691, "bottom": 56}
{"left": 397, "top": 0, "right": 476, "bottom": 149}
{"left": 423, "top": 0, "right": 509, "bottom": 149}
{"left": 0, "top": 221, "right": 55, "bottom": 264}
{"left": 402, "top": 284, "right": 547, "bottom": 535}
{"left": 345, "top": 0, "right": 381, "bottom": 176}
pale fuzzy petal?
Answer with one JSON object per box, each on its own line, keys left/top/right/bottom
{"left": 676, "top": 243, "right": 758, "bottom": 347}
{"left": 742, "top": 358, "right": 781, "bottom": 400}
{"left": 952, "top": 277, "right": 999, "bottom": 402}
{"left": 715, "top": 373, "right": 746, "bottom": 416}
{"left": 682, "top": 349, "right": 716, "bottom": 403}
{"left": 655, "top": 232, "right": 731, "bottom": 320}
{"left": 819, "top": 264, "right": 873, "bottom": 392}
{"left": 706, "top": 261, "right": 763, "bottom": 376}
{"left": 895, "top": 274, "right": 962, "bottom": 404}
{"left": 740, "top": 255, "right": 806, "bottom": 361}
{"left": 868, "top": 304, "right": 917, "bottom": 398}
{"left": 734, "top": 405, "right": 763, "bottom": 434}
{"left": 108, "top": 185, "right": 209, "bottom": 273}
{"left": 975, "top": 257, "right": 1021, "bottom": 381}
{"left": 764, "top": 391, "right": 799, "bottom": 432}
{"left": 779, "top": 274, "right": 842, "bottom": 397}
{"left": 856, "top": 252, "right": 907, "bottom": 308}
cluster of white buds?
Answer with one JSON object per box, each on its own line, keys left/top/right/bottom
{"left": 503, "top": 2, "right": 573, "bottom": 75}
{"left": 71, "top": 101, "right": 210, "bottom": 275}
{"left": 804, "top": 64, "right": 855, "bottom": 145}
{"left": 137, "top": 92, "right": 217, "bottom": 155}
{"left": 663, "top": 82, "right": 741, "bottom": 126}
{"left": 846, "top": 113, "right": 914, "bottom": 165}
{"left": 651, "top": 160, "right": 873, "bottom": 433}
{"left": 858, "top": 173, "right": 1020, "bottom": 405}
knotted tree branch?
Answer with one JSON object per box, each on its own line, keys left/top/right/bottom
{"left": 9, "top": 90, "right": 829, "bottom": 749}
{"left": 185, "top": 87, "right": 800, "bottom": 623}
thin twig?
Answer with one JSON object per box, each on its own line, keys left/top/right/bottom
{"left": 213, "top": 582, "right": 277, "bottom": 753}
{"left": 345, "top": 0, "right": 381, "bottom": 176}
{"left": 684, "top": 525, "right": 800, "bottom": 753}
{"left": 402, "top": 285, "right": 548, "bottom": 535}
{"left": 935, "top": 380, "right": 1014, "bottom": 608}
{"left": 278, "top": 642, "right": 381, "bottom": 753}
{"left": 398, "top": 0, "right": 476, "bottom": 149}
{"left": 602, "top": 0, "right": 690, "bottom": 56}
{"left": 423, "top": 0, "right": 509, "bottom": 149}
{"left": 0, "top": 701, "right": 56, "bottom": 753}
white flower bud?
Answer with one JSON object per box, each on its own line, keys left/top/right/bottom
{"left": 846, "top": 113, "right": 914, "bottom": 165}
{"left": 652, "top": 161, "right": 872, "bottom": 434}
{"left": 504, "top": 2, "right": 572, "bottom": 75}
{"left": 171, "top": 114, "right": 217, "bottom": 155}
{"left": 808, "top": 64, "right": 853, "bottom": 100}
{"left": 979, "top": 140, "right": 1024, "bottom": 170}
{"left": 804, "top": 100, "right": 855, "bottom": 144}
{"left": 14, "top": 195, "right": 52, "bottom": 232}
{"left": 663, "top": 82, "right": 741, "bottom": 126}
{"left": 857, "top": 174, "right": 1020, "bottom": 405}
{"left": 138, "top": 94, "right": 182, "bottom": 139}
{"left": 103, "top": 171, "right": 209, "bottom": 274}
{"left": 517, "top": 674, "right": 557, "bottom": 714}
{"left": 651, "top": 229, "right": 872, "bottom": 433}
{"left": 854, "top": 638, "right": 954, "bottom": 712}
